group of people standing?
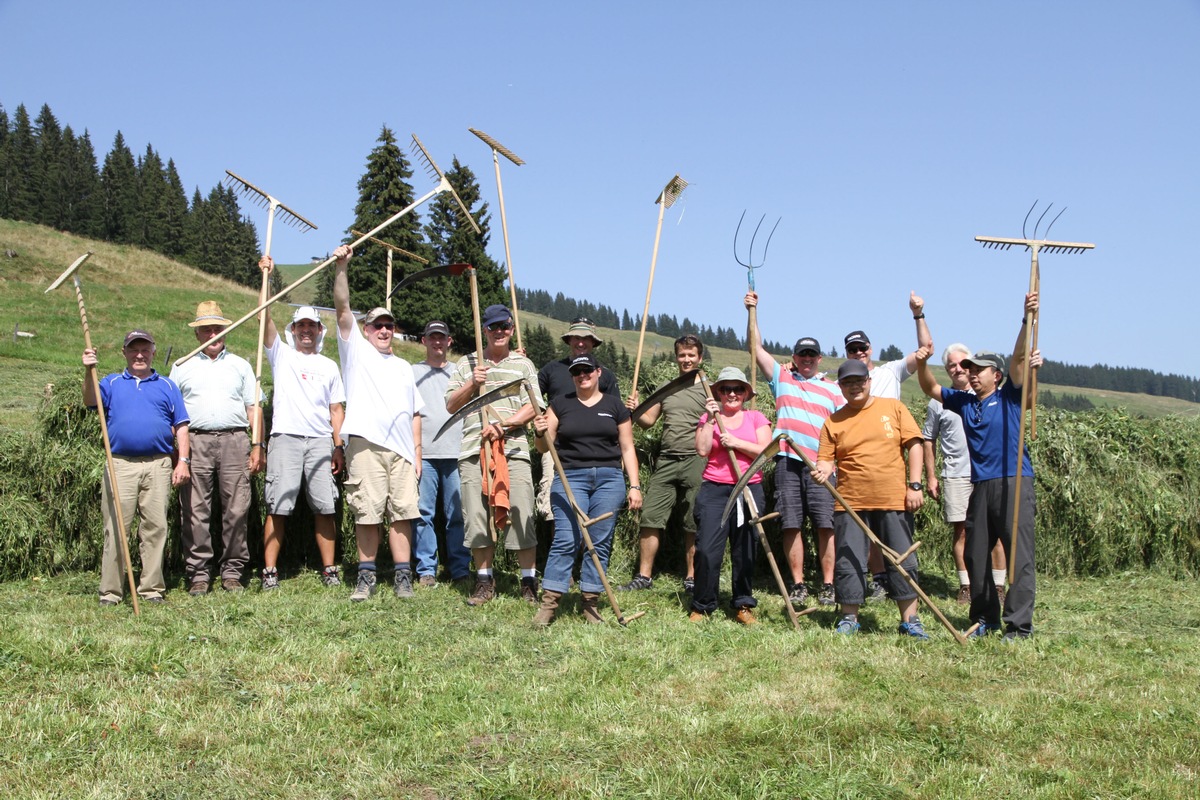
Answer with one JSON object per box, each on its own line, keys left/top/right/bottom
{"left": 85, "top": 244, "right": 1041, "bottom": 640}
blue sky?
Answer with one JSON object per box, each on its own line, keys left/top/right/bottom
{"left": 4, "top": 1, "right": 1197, "bottom": 378}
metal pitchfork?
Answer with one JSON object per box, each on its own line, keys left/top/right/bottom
{"left": 975, "top": 201, "right": 1094, "bottom": 585}
{"left": 222, "top": 171, "right": 317, "bottom": 451}
{"left": 469, "top": 128, "right": 526, "bottom": 351}
{"left": 173, "top": 134, "right": 479, "bottom": 366}
{"left": 734, "top": 211, "right": 780, "bottom": 390}
{"left": 349, "top": 229, "right": 428, "bottom": 312}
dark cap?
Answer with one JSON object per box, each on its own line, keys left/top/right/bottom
{"left": 363, "top": 307, "right": 395, "bottom": 326}
{"left": 843, "top": 330, "right": 870, "bottom": 348}
{"left": 123, "top": 329, "right": 155, "bottom": 347}
{"left": 837, "top": 360, "right": 870, "bottom": 381}
{"left": 793, "top": 336, "right": 821, "bottom": 355}
{"left": 482, "top": 304, "right": 512, "bottom": 328}
{"left": 422, "top": 320, "right": 450, "bottom": 337}
{"left": 961, "top": 351, "right": 1005, "bottom": 372}
{"left": 568, "top": 354, "right": 599, "bottom": 374}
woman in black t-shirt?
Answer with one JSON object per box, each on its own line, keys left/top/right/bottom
{"left": 532, "top": 354, "right": 641, "bottom": 625}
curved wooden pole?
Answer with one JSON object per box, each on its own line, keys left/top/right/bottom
{"left": 491, "top": 150, "right": 522, "bottom": 351}
{"left": 630, "top": 199, "right": 668, "bottom": 402}
{"left": 1009, "top": 259, "right": 1039, "bottom": 585}
{"left": 469, "top": 268, "right": 497, "bottom": 543}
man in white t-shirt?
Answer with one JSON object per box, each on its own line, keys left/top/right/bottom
{"left": 332, "top": 244, "right": 425, "bottom": 602}
{"left": 257, "top": 268, "right": 347, "bottom": 591}
{"left": 843, "top": 291, "right": 932, "bottom": 598}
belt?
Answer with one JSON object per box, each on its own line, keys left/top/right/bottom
{"left": 192, "top": 428, "right": 245, "bottom": 434}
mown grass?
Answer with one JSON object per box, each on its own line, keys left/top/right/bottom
{"left": 1, "top": 572, "right": 1198, "bottom": 799}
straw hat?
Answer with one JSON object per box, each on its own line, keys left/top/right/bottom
{"left": 189, "top": 300, "right": 232, "bottom": 328}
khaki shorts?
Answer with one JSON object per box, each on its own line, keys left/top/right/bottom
{"left": 460, "top": 455, "right": 537, "bottom": 552}
{"left": 343, "top": 437, "right": 419, "bottom": 525}
{"left": 941, "top": 476, "right": 973, "bottom": 524}
{"left": 640, "top": 454, "right": 704, "bottom": 533}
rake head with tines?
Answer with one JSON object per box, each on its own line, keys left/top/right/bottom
{"left": 409, "top": 134, "right": 482, "bottom": 235}
{"left": 350, "top": 230, "right": 429, "bottom": 264}
{"left": 657, "top": 174, "right": 688, "bottom": 209}
{"left": 223, "top": 171, "right": 318, "bottom": 232}
{"left": 468, "top": 128, "right": 525, "bottom": 166}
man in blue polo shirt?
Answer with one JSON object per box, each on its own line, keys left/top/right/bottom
{"left": 83, "top": 330, "right": 190, "bottom": 606}
{"left": 916, "top": 292, "right": 1041, "bottom": 640}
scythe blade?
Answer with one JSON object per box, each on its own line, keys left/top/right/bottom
{"left": 630, "top": 369, "right": 700, "bottom": 423}
{"left": 387, "top": 262, "right": 472, "bottom": 300}
{"left": 435, "top": 377, "right": 524, "bottom": 441}
{"left": 719, "top": 434, "right": 786, "bottom": 526}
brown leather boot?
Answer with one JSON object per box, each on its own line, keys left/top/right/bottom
{"left": 532, "top": 589, "right": 562, "bottom": 627}
{"left": 580, "top": 591, "right": 604, "bottom": 624}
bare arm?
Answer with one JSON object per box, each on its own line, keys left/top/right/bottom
{"left": 172, "top": 422, "right": 190, "bottom": 486}
{"left": 329, "top": 403, "right": 345, "bottom": 475}
{"left": 1009, "top": 292, "right": 1038, "bottom": 391}
{"left": 905, "top": 291, "right": 932, "bottom": 373}
{"left": 915, "top": 346, "right": 944, "bottom": 402}
{"left": 532, "top": 407, "right": 558, "bottom": 454}
{"left": 695, "top": 399, "right": 719, "bottom": 458}
{"left": 260, "top": 256, "right": 279, "bottom": 348}
{"left": 331, "top": 245, "right": 355, "bottom": 339}
{"left": 922, "top": 440, "right": 939, "bottom": 499}
{"left": 82, "top": 349, "right": 98, "bottom": 407}
{"left": 619, "top": 419, "right": 642, "bottom": 510}
{"left": 634, "top": 401, "right": 662, "bottom": 428}
{"left": 904, "top": 437, "right": 925, "bottom": 512}
{"left": 744, "top": 291, "right": 779, "bottom": 378}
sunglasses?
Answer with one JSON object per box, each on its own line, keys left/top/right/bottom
{"left": 571, "top": 316, "right": 594, "bottom": 325}
{"left": 570, "top": 367, "right": 597, "bottom": 377}
{"left": 716, "top": 384, "right": 746, "bottom": 395}
{"left": 487, "top": 321, "right": 514, "bottom": 332}
{"left": 371, "top": 321, "right": 395, "bottom": 331}
{"left": 796, "top": 350, "right": 819, "bottom": 358}
{"left": 846, "top": 344, "right": 869, "bottom": 354}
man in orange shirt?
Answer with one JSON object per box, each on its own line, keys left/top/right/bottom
{"left": 812, "top": 359, "right": 928, "bottom": 638}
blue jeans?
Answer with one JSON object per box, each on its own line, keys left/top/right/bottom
{"left": 413, "top": 458, "right": 471, "bottom": 580}
{"left": 543, "top": 466, "right": 625, "bottom": 594}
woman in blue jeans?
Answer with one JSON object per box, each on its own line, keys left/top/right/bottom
{"left": 531, "top": 354, "right": 642, "bottom": 625}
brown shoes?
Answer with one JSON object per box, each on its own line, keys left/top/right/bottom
{"left": 580, "top": 591, "right": 604, "bottom": 624}
{"left": 956, "top": 584, "right": 971, "bottom": 604}
{"left": 520, "top": 576, "right": 539, "bottom": 606}
{"left": 688, "top": 610, "right": 708, "bottom": 623}
{"left": 532, "top": 589, "right": 562, "bottom": 627}
{"left": 188, "top": 579, "right": 209, "bottom": 597}
{"left": 418, "top": 575, "right": 437, "bottom": 588}
{"left": 467, "top": 576, "right": 496, "bottom": 606}
{"left": 734, "top": 607, "right": 759, "bottom": 626}
{"left": 222, "top": 578, "right": 243, "bottom": 593}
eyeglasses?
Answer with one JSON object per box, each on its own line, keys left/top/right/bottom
{"left": 570, "top": 367, "right": 596, "bottom": 377}
{"left": 716, "top": 385, "right": 746, "bottom": 395}
{"left": 572, "top": 316, "right": 594, "bottom": 326}
{"left": 796, "top": 350, "right": 819, "bottom": 358}
{"left": 371, "top": 322, "right": 395, "bottom": 331}
{"left": 846, "top": 344, "right": 869, "bottom": 355}
{"left": 487, "top": 321, "right": 513, "bottom": 332}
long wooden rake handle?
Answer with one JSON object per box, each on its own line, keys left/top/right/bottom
{"left": 470, "top": 269, "right": 497, "bottom": 544}
{"left": 629, "top": 199, "right": 667, "bottom": 402}
{"left": 785, "top": 439, "right": 967, "bottom": 645}
{"left": 74, "top": 275, "right": 140, "bottom": 616}
{"left": 1009, "top": 284, "right": 1038, "bottom": 586}
{"left": 699, "top": 376, "right": 802, "bottom": 631}
{"left": 174, "top": 179, "right": 448, "bottom": 367}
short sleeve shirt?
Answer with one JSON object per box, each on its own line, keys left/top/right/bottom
{"left": 169, "top": 348, "right": 256, "bottom": 431}
{"left": 922, "top": 396, "right": 971, "bottom": 479}
{"left": 265, "top": 337, "right": 345, "bottom": 438}
{"left": 942, "top": 380, "right": 1033, "bottom": 482}
{"left": 446, "top": 351, "right": 543, "bottom": 463}
{"left": 869, "top": 358, "right": 911, "bottom": 400}
{"left": 337, "top": 325, "right": 424, "bottom": 463}
{"left": 550, "top": 392, "right": 630, "bottom": 470}
{"left": 768, "top": 362, "right": 845, "bottom": 463}
{"left": 698, "top": 410, "right": 771, "bottom": 485}
{"left": 414, "top": 362, "right": 460, "bottom": 460}
{"left": 96, "top": 370, "right": 189, "bottom": 456}
{"left": 818, "top": 397, "right": 922, "bottom": 511}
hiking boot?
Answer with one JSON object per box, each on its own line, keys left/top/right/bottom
{"left": 143, "top": 595, "right": 165, "bottom": 605}
{"left": 835, "top": 614, "right": 860, "bottom": 635}
{"left": 817, "top": 582, "right": 836, "bottom": 607}
{"left": 467, "top": 576, "right": 496, "bottom": 607}
{"left": 1001, "top": 630, "right": 1030, "bottom": 643}
{"left": 580, "top": 591, "right": 604, "bottom": 624}
{"left": 788, "top": 581, "right": 809, "bottom": 607}
{"left": 620, "top": 573, "right": 653, "bottom": 591}
{"left": 683, "top": 577, "right": 695, "bottom": 593}
{"left": 222, "top": 578, "right": 243, "bottom": 593}
{"left": 897, "top": 615, "right": 930, "bottom": 641}
{"left": 188, "top": 579, "right": 209, "bottom": 597}
{"left": 966, "top": 621, "right": 994, "bottom": 639}
{"left": 393, "top": 570, "right": 414, "bottom": 599}
{"left": 734, "top": 607, "right": 759, "bottom": 626}
{"left": 261, "top": 568, "right": 280, "bottom": 591}
{"left": 520, "top": 576, "right": 539, "bottom": 605}
{"left": 349, "top": 570, "right": 377, "bottom": 602}
{"left": 956, "top": 584, "right": 971, "bottom": 604}
{"left": 867, "top": 578, "right": 888, "bottom": 602}
{"left": 532, "top": 589, "right": 562, "bottom": 627}
{"left": 688, "top": 610, "right": 708, "bottom": 623}
{"left": 99, "top": 596, "right": 120, "bottom": 607}
{"left": 418, "top": 575, "right": 437, "bottom": 588}
{"left": 320, "top": 566, "right": 341, "bottom": 588}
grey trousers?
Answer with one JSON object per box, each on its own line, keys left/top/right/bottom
{"left": 179, "top": 429, "right": 251, "bottom": 582}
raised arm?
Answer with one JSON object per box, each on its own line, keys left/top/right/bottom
{"left": 905, "top": 291, "right": 933, "bottom": 373}
{"left": 915, "top": 345, "right": 944, "bottom": 402}
{"left": 743, "top": 291, "right": 779, "bottom": 378}
{"left": 331, "top": 244, "right": 355, "bottom": 339}
{"left": 1009, "top": 292, "right": 1038, "bottom": 391}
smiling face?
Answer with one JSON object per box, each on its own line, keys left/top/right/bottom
{"left": 846, "top": 341, "right": 872, "bottom": 367}
{"left": 194, "top": 325, "right": 226, "bottom": 358}
{"left": 946, "top": 350, "right": 971, "bottom": 390}
{"left": 292, "top": 318, "right": 321, "bottom": 354}
{"left": 713, "top": 382, "right": 748, "bottom": 412}
{"left": 566, "top": 335, "right": 595, "bottom": 358}
{"left": 123, "top": 339, "right": 155, "bottom": 377}
{"left": 570, "top": 364, "right": 598, "bottom": 394}
{"left": 364, "top": 318, "right": 395, "bottom": 354}
{"left": 422, "top": 332, "right": 450, "bottom": 362}
{"left": 791, "top": 348, "right": 822, "bottom": 379}
{"left": 485, "top": 318, "right": 514, "bottom": 353}
{"left": 838, "top": 374, "right": 872, "bottom": 408}
{"left": 675, "top": 345, "right": 701, "bottom": 374}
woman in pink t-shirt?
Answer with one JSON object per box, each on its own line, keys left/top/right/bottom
{"left": 689, "top": 367, "right": 772, "bottom": 624}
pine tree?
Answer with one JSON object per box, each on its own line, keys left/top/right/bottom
{"left": 33, "top": 104, "right": 65, "bottom": 228}
{"left": 522, "top": 324, "right": 558, "bottom": 369}
{"left": 100, "top": 131, "right": 138, "bottom": 243}
{"left": 0, "top": 104, "right": 9, "bottom": 219}
{"left": 316, "top": 126, "right": 428, "bottom": 311}
{"left": 412, "top": 157, "right": 507, "bottom": 344}
{"left": 2, "top": 104, "right": 38, "bottom": 221}
{"left": 136, "top": 144, "right": 168, "bottom": 250}
{"left": 159, "top": 159, "right": 189, "bottom": 257}
{"left": 63, "top": 129, "right": 103, "bottom": 237}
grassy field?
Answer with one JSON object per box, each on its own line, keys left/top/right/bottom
{"left": 1, "top": 571, "right": 1198, "bottom": 798}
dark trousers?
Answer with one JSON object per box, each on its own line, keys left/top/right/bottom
{"left": 691, "top": 481, "right": 765, "bottom": 614}
{"left": 833, "top": 510, "right": 918, "bottom": 605}
{"left": 180, "top": 430, "right": 251, "bottom": 582}
{"left": 966, "top": 476, "right": 1036, "bottom": 636}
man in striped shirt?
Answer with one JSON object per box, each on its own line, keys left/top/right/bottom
{"left": 746, "top": 291, "right": 845, "bottom": 607}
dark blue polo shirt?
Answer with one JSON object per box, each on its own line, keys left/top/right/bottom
{"left": 942, "top": 379, "right": 1033, "bottom": 482}
{"left": 93, "top": 370, "right": 189, "bottom": 457}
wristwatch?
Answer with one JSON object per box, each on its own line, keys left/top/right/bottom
{"left": 907, "top": 482, "right": 924, "bottom": 491}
